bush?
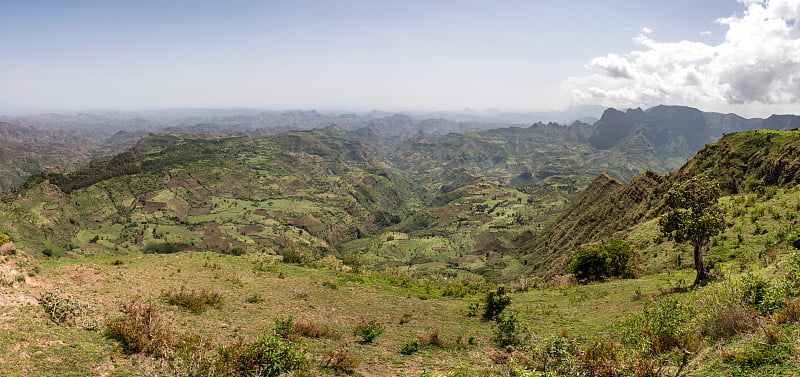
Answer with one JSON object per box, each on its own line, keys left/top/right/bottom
{"left": 274, "top": 316, "right": 338, "bottom": 340}
{"left": 38, "top": 291, "right": 87, "bottom": 325}
{"left": 0, "top": 232, "right": 10, "bottom": 245}
{"left": 246, "top": 294, "right": 263, "bottom": 303}
{"left": 570, "top": 239, "right": 634, "bottom": 283}
{"left": 162, "top": 286, "right": 224, "bottom": 313}
{"left": 580, "top": 339, "right": 621, "bottom": 377}
{"left": 400, "top": 339, "right": 420, "bottom": 355}
{"left": 493, "top": 312, "right": 528, "bottom": 349}
{"left": 625, "top": 297, "right": 694, "bottom": 354}
{"left": 322, "top": 348, "right": 360, "bottom": 373}
{"left": 483, "top": 286, "right": 511, "bottom": 321}
{"left": 105, "top": 300, "right": 172, "bottom": 355}
{"left": 223, "top": 246, "right": 246, "bottom": 256}
{"left": 215, "top": 335, "right": 308, "bottom": 377}
{"left": 280, "top": 245, "right": 316, "bottom": 265}
{"left": 353, "top": 318, "right": 384, "bottom": 343}
{"left": 293, "top": 320, "right": 338, "bottom": 339}
{"left": 787, "top": 233, "right": 800, "bottom": 250}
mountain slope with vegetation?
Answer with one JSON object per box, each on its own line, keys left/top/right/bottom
{"left": 0, "top": 126, "right": 419, "bottom": 260}
{"left": 2, "top": 112, "right": 800, "bottom": 376}
{"left": 524, "top": 129, "right": 800, "bottom": 277}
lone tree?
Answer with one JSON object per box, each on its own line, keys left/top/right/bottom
{"left": 659, "top": 176, "right": 726, "bottom": 286}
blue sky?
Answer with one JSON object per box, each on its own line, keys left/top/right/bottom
{"left": 2, "top": 0, "right": 795, "bottom": 116}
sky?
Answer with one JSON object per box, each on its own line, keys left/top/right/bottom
{"left": 1, "top": 0, "right": 798, "bottom": 117}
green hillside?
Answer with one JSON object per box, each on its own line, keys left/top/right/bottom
{"left": 2, "top": 128, "right": 800, "bottom": 376}
{"left": 0, "top": 127, "right": 419, "bottom": 260}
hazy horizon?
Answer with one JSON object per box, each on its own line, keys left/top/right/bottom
{"left": 3, "top": 0, "right": 799, "bottom": 118}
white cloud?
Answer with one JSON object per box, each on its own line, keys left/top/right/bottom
{"left": 564, "top": 0, "right": 800, "bottom": 116}
{"left": 700, "top": 30, "right": 713, "bottom": 36}
{"left": 642, "top": 27, "right": 654, "bottom": 34}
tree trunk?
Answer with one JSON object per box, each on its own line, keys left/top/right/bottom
{"left": 692, "top": 241, "right": 708, "bottom": 286}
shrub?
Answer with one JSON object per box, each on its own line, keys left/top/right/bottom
{"left": 467, "top": 302, "right": 481, "bottom": 317}
{"left": 162, "top": 286, "right": 224, "bottom": 313}
{"left": 246, "top": 294, "right": 263, "bottom": 303}
{"left": 787, "top": 233, "right": 800, "bottom": 250}
{"left": 353, "top": 318, "right": 384, "bottom": 343}
{"left": 0, "top": 232, "right": 10, "bottom": 245}
{"left": 774, "top": 297, "right": 800, "bottom": 324}
{"left": 697, "top": 280, "right": 758, "bottom": 339}
{"left": 215, "top": 335, "right": 308, "bottom": 377}
{"left": 275, "top": 316, "right": 338, "bottom": 340}
{"left": 223, "top": 246, "right": 246, "bottom": 256}
{"left": 280, "top": 245, "right": 316, "bottom": 265}
{"left": 570, "top": 239, "right": 634, "bottom": 283}
{"left": 625, "top": 297, "right": 694, "bottom": 353}
{"left": 580, "top": 339, "right": 621, "bottom": 377}
{"left": 105, "top": 300, "right": 172, "bottom": 355}
{"left": 273, "top": 316, "right": 297, "bottom": 339}
{"left": 293, "top": 320, "right": 338, "bottom": 339}
{"left": 400, "top": 339, "right": 420, "bottom": 355}
{"left": 493, "top": 312, "right": 528, "bottom": 349}
{"left": 424, "top": 330, "right": 446, "bottom": 348}
{"left": 322, "top": 348, "right": 360, "bottom": 373}
{"left": 483, "top": 286, "right": 511, "bottom": 321}
{"left": 38, "top": 291, "right": 87, "bottom": 325}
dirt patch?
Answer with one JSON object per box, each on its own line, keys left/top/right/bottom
{"left": 289, "top": 215, "right": 321, "bottom": 229}
{"left": 56, "top": 265, "right": 102, "bottom": 285}
{"left": 143, "top": 201, "right": 167, "bottom": 214}
{"left": 202, "top": 222, "right": 243, "bottom": 252}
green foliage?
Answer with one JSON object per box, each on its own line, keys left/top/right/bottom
{"left": 0, "top": 232, "right": 10, "bottom": 245}
{"left": 245, "top": 294, "right": 263, "bottom": 303}
{"left": 353, "top": 318, "right": 385, "bottom": 343}
{"left": 624, "top": 297, "right": 695, "bottom": 354}
{"left": 483, "top": 286, "right": 511, "bottom": 320}
{"left": 492, "top": 312, "right": 528, "bottom": 349}
{"left": 659, "top": 176, "right": 725, "bottom": 285}
{"left": 223, "top": 246, "right": 246, "bottom": 256}
{"left": 143, "top": 241, "right": 180, "bottom": 254}
{"left": 570, "top": 239, "right": 635, "bottom": 283}
{"left": 273, "top": 316, "right": 296, "bottom": 339}
{"left": 280, "top": 245, "right": 316, "bottom": 265}
{"left": 788, "top": 233, "right": 800, "bottom": 250}
{"left": 741, "top": 274, "right": 771, "bottom": 314}
{"left": 38, "top": 291, "right": 87, "bottom": 325}
{"left": 740, "top": 253, "right": 800, "bottom": 315}
{"left": 162, "top": 286, "right": 224, "bottom": 313}
{"left": 725, "top": 338, "right": 793, "bottom": 375}
{"left": 400, "top": 339, "right": 420, "bottom": 355}
{"left": 215, "top": 334, "right": 308, "bottom": 377}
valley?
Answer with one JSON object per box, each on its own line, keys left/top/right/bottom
{"left": 0, "top": 106, "right": 799, "bottom": 376}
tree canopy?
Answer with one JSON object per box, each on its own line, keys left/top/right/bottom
{"left": 659, "top": 176, "right": 725, "bottom": 285}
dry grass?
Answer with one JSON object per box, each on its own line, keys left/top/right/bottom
{"left": 162, "top": 286, "right": 224, "bottom": 313}
{"left": 105, "top": 300, "right": 173, "bottom": 355}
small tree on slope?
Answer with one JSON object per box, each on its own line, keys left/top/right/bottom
{"left": 659, "top": 176, "right": 725, "bottom": 286}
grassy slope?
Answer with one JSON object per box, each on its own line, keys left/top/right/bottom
{"left": 1, "top": 183, "right": 799, "bottom": 376}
